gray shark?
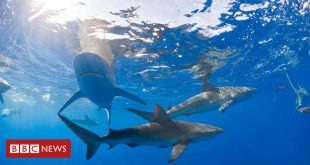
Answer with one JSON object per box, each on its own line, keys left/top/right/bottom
{"left": 1, "top": 108, "right": 21, "bottom": 117}
{"left": 71, "top": 114, "right": 101, "bottom": 126}
{"left": 58, "top": 52, "right": 147, "bottom": 124}
{"left": 59, "top": 104, "right": 222, "bottom": 162}
{"left": 297, "top": 106, "right": 310, "bottom": 114}
{"left": 0, "top": 77, "right": 11, "bottom": 104}
{"left": 128, "top": 86, "right": 256, "bottom": 120}
{"left": 286, "top": 73, "right": 308, "bottom": 109}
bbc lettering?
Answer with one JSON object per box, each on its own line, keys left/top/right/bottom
{"left": 10, "top": 144, "right": 40, "bottom": 153}
{"left": 6, "top": 140, "right": 71, "bottom": 158}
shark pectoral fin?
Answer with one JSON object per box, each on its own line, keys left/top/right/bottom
{"left": 115, "top": 87, "right": 147, "bottom": 105}
{"left": 127, "top": 108, "right": 153, "bottom": 121}
{"left": 58, "top": 91, "right": 83, "bottom": 114}
{"left": 169, "top": 141, "right": 189, "bottom": 163}
{"left": 286, "top": 73, "right": 298, "bottom": 94}
{"left": 58, "top": 114, "right": 101, "bottom": 160}
{"left": 219, "top": 99, "right": 234, "bottom": 112}
{"left": 0, "top": 94, "right": 4, "bottom": 104}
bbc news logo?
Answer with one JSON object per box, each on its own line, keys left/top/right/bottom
{"left": 6, "top": 140, "right": 71, "bottom": 158}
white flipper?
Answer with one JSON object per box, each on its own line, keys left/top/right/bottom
{"left": 219, "top": 99, "right": 234, "bottom": 112}
{"left": 58, "top": 91, "right": 83, "bottom": 114}
{"left": 115, "top": 87, "right": 147, "bottom": 105}
{"left": 169, "top": 141, "right": 188, "bottom": 162}
{"left": 105, "top": 108, "right": 111, "bottom": 125}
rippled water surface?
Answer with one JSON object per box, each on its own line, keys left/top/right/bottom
{"left": 0, "top": 0, "right": 309, "bottom": 165}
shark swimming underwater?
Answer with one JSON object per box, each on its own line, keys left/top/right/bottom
{"left": 58, "top": 52, "right": 147, "bottom": 124}
{"left": 286, "top": 73, "right": 308, "bottom": 109}
{"left": 71, "top": 114, "right": 101, "bottom": 126}
{"left": 59, "top": 104, "right": 222, "bottom": 162}
{"left": 1, "top": 108, "right": 21, "bottom": 117}
{"left": 0, "top": 77, "right": 11, "bottom": 104}
{"left": 297, "top": 106, "right": 310, "bottom": 114}
{"left": 128, "top": 86, "right": 256, "bottom": 120}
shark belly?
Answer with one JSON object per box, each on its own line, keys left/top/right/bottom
{"left": 168, "top": 97, "right": 222, "bottom": 118}
{"left": 105, "top": 124, "right": 182, "bottom": 147}
{"left": 107, "top": 135, "right": 176, "bottom": 147}
{"left": 78, "top": 73, "right": 115, "bottom": 108}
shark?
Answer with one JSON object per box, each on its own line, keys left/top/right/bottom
{"left": 297, "top": 106, "right": 310, "bottom": 114}
{"left": 71, "top": 114, "right": 101, "bottom": 126}
{"left": 58, "top": 52, "right": 147, "bottom": 124}
{"left": 0, "top": 77, "right": 11, "bottom": 104}
{"left": 1, "top": 108, "right": 21, "bottom": 117}
{"left": 59, "top": 104, "right": 222, "bottom": 162}
{"left": 286, "top": 73, "right": 308, "bottom": 109}
{"left": 128, "top": 86, "right": 256, "bottom": 120}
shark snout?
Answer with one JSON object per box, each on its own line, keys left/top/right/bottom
{"left": 212, "top": 127, "right": 223, "bottom": 134}
{"left": 246, "top": 87, "right": 257, "bottom": 93}
{"left": 240, "top": 87, "right": 257, "bottom": 97}
{"left": 202, "top": 125, "right": 223, "bottom": 134}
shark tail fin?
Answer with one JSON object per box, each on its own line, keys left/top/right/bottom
{"left": 126, "top": 108, "right": 154, "bottom": 122}
{"left": 58, "top": 114, "right": 101, "bottom": 160}
{"left": 58, "top": 91, "right": 83, "bottom": 114}
{"left": 115, "top": 87, "right": 147, "bottom": 106}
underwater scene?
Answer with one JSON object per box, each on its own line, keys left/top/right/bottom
{"left": 0, "top": 0, "right": 309, "bottom": 164}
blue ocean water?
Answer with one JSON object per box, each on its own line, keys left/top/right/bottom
{"left": 0, "top": 0, "right": 309, "bottom": 164}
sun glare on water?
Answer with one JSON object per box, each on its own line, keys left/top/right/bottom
{"left": 29, "top": 0, "right": 84, "bottom": 22}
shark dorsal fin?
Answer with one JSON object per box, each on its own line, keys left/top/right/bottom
{"left": 152, "top": 104, "right": 181, "bottom": 130}
{"left": 152, "top": 104, "right": 171, "bottom": 122}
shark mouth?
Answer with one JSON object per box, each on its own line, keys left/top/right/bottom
{"left": 78, "top": 71, "right": 105, "bottom": 78}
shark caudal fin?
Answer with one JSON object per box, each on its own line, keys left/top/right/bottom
{"left": 58, "top": 91, "right": 83, "bottom": 114}
{"left": 126, "top": 108, "right": 154, "bottom": 121}
{"left": 115, "top": 87, "right": 147, "bottom": 105}
{"left": 58, "top": 114, "right": 101, "bottom": 160}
